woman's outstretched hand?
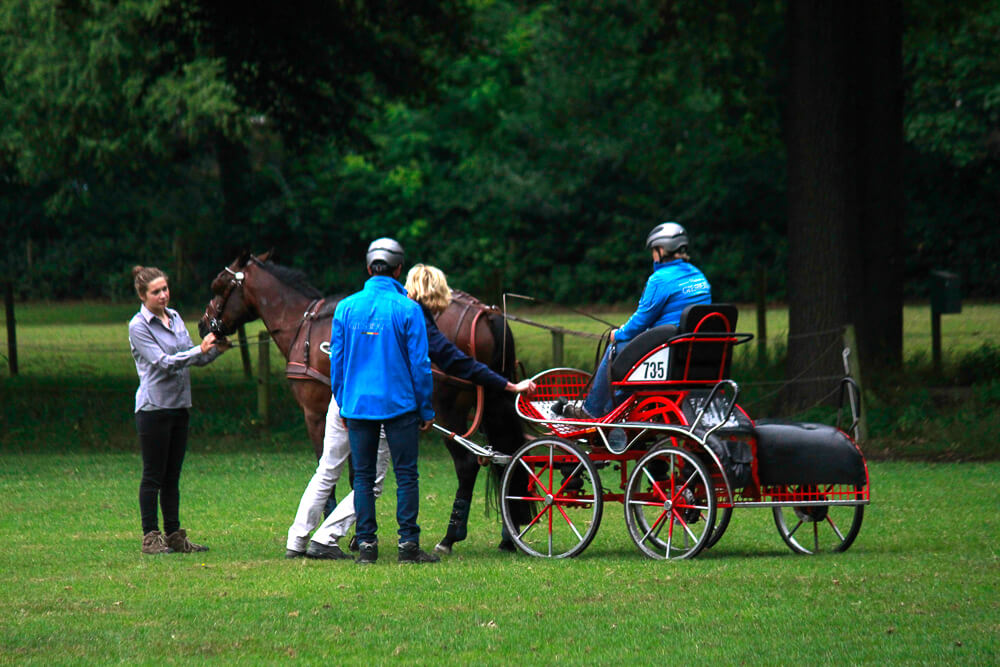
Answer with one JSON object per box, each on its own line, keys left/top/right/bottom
{"left": 507, "top": 379, "right": 537, "bottom": 394}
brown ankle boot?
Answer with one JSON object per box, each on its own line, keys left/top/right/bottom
{"left": 165, "top": 528, "right": 209, "bottom": 553}
{"left": 141, "top": 530, "right": 170, "bottom": 555}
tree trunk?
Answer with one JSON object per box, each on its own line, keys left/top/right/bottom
{"left": 784, "top": 1, "right": 860, "bottom": 410}
{"left": 784, "top": 1, "right": 904, "bottom": 411}
{"left": 855, "top": 1, "right": 904, "bottom": 372}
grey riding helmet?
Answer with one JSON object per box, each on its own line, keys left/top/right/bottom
{"left": 645, "top": 222, "right": 688, "bottom": 253}
{"left": 365, "top": 237, "right": 405, "bottom": 268}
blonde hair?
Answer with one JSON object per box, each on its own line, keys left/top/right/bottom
{"left": 132, "top": 265, "right": 167, "bottom": 299}
{"left": 405, "top": 264, "right": 451, "bottom": 314}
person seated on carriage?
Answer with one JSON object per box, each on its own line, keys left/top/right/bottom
{"left": 557, "top": 221, "right": 712, "bottom": 419}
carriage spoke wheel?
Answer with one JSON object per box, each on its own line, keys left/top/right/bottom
{"left": 705, "top": 506, "right": 732, "bottom": 550}
{"left": 772, "top": 485, "right": 865, "bottom": 554}
{"left": 500, "top": 438, "right": 603, "bottom": 558}
{"left": 625, "top": 446, "right": 716, "bottom": 560}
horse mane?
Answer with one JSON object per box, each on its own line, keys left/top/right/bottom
{"left": 257, "top": 260, "right": 323, "bottom": 299}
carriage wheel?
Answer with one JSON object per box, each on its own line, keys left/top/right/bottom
{"left": 772, "top": 486, "right": 864, "bottom": 554}
{"left": 624, "top": 446, "right": 716, "bottom": 560}
{"left": 500, "top": 438, "right": 603, "bottom": 558}
{"left": 705, "top": 506, "right": 732, "bottom": 550}
{"left": 624, "top": 440, "right": 726, "bottom": 554}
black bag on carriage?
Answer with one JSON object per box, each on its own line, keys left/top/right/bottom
{"left": 682, "top": 393, "right": 754, "bottom": 490}
{"left": 752, "top": 421, "right": 867, "bottom": 486}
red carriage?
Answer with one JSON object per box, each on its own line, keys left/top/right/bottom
{"left": 498, "top": 304, "right": 870, "bottom": 559}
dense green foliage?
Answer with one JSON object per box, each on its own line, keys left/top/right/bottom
{"left": 1, "top": 0, "right": 996, "bottom": 305}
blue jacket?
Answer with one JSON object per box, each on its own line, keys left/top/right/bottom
{"left": 616, "top": 259, "right": 712, "bottom": 344}
{"left": 423, "top": 305, "right": 508, "bottom": 391}
{"left": 331, "top": 276, "right": 435, "bottom": 422}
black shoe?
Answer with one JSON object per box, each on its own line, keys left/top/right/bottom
{"left": 305, "top": 541, "right": 351, "bottom": 560}
{"left": 551, "top": 396, "right": 569, "bottom": 416}
{"left": 348, "top": 535, "right": 359, "bottom": 552}
{"left": 397, "top": 541, "right": 440, "bottom": 564}
{"left": 285, "top": 548, "right": 306, "bottom": 559}
{"left": 562, "top": 401, "right": 593, "bottom": 420}
{"left": 355, "top": 541, "right": 378, "bottom": 565}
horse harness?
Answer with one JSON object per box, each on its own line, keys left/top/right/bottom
{"left": 285, "top": 298, "right": 336, "bottom": 387}
{"left": 204, "top": 265, "right": 247, "bottom": 337}
{"left": 433, "top": 290, "right": 494, "bottom": 389}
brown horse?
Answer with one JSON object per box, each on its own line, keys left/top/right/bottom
{"left": 198, "top": 251, "right": 529, "bottom": 553}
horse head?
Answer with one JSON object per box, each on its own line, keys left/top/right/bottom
{"left": 198, "top": 250, "right": 270, "bottom": 339}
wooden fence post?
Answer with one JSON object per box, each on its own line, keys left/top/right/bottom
{"left": 755, "top": 264, "right": 768, "bottom": 366}
{"left": 257, "top": 331, "right": 270, "bottom": 428}
{"left": 4, "top": 281, "right": 18, "bottom": 376}
{"left": 237, "top": 325, "right": 252, "bottom": 378}
{"left": 931, "top": 309, "right": 943, "bottom": 374}
{"left": 842, "top": 324, "right": 868, "bottom": 443}
{"left": 551, "top": 330, "right": 564, "bottom": 367}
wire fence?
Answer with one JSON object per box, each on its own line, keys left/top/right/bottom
{"left": 3, "top": 303, "right": 997, "bottom": 427}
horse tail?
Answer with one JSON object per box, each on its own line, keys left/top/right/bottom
{"left": 480, "top": 387, "right": 534, "bottom": 527}
{"left": 481, "top": 308, "right": 535, "bottom": 526}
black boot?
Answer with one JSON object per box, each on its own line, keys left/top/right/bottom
{"left": 444, "top": 498, "right": 471, "bottom": 543}
{"left": 498, "top": 524, "right": 517, "bottom": 552}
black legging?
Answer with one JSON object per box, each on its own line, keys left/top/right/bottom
{"left": 136, "top": 408, "right": 189, "bottom": 535}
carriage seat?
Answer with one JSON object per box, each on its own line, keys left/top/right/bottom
{"left": 610, "top": 304, "right": 740, "bottom": 383}
{"left": 609, "top": 325, "right": 677, "bottom": 381}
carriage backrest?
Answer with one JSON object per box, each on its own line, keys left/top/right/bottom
{"left": 611, "top": 303, "right": 740, "bottom": 386}
{"left": 671, "top": 304, "right": 739, "bottom": 382}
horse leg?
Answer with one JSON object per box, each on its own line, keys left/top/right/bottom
{"left": 434, "top": 441, "right": 481, "bottom": 555}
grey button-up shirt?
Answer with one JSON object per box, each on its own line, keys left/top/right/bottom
{"left": 128, "top": 304, "right": 221, "bottom": 412}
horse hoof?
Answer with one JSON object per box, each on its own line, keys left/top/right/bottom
{"left": 434, "top": 542, "right": 452, "bottom": 555}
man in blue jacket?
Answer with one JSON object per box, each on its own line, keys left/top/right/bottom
{"left": 330, "top": 238, "right": 438, "bottom": 564}
{"left": 561, "top": 222, "right": 712, "bottom": 420}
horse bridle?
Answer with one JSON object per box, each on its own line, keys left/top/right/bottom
{"left": 204, "top": 265, "right": 247, "bottom": 336}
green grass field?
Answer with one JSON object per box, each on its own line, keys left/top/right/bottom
{"left": 1, "top": 301, "right": 999, "bottom": 663}
{"left": 1, "top": 450, "right": 998, "bottom": 664}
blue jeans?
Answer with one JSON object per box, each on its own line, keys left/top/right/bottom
{"left": 583, "top": 346, "right": 616, "bottom": 417}
{"left": 583, "top": 343, "right": 635, "bottom": 418}
{"left": 347, "top": 412, "right": 421, "bottom": 545}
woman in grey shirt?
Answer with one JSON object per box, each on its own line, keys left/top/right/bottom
{"left": 129, "top": 265, "right": 229, "bottom": 555}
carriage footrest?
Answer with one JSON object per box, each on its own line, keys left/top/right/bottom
{"left": 754, "top": 422, "right": 866, "bottom": 486}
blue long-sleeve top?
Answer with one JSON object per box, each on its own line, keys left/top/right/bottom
{"left": 423, "top": 305, "right": 508, "bottom": 391}
{"left": 331, "top": 276, "right": 435, "bottom": 422}
{"left": 616, "top": 259, "right": 712, "bottom": 344}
